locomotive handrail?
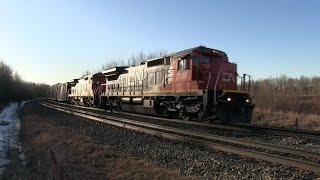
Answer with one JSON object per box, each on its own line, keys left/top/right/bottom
{"left": 214, "top": 71, "right": 221, "bottom": 103}
{"left": 238, "top": 74, "right": 252, "bottom": 93}
{"left": 206, "top": 72, "right": 212, "bottom": 89}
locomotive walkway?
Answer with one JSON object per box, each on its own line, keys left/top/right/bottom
{"left": 39, "top": 99, "right": 320, "bottom": 174}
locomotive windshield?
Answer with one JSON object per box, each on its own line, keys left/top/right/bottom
{"left": 193, "top": 54, "right": 225, "bottom": 65}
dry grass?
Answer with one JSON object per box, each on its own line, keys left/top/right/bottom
{"left": 252, "top": 108, "right": 320, "bottom": 132}
{"left": 251, "top": 76, "right": 320, "bottom": 131}
{"left": 15, "top": 103, "right": 195, "bottom": 179}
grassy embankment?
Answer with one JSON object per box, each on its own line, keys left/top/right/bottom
{"left": 2, "top": 102, "right": 193, "bottom": 179}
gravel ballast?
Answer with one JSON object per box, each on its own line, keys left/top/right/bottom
{"left": 49, "top": 100, "right": 320, "bottom": 154}
{"left": 38, "top": 101, "right": 319, "bottom": 179}
{"left": 15, "top": 101, "right": 193, "bottom": 179}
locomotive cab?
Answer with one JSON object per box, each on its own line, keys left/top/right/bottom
{"left": 188, "top": 47, "right": 254, "bottom": 122}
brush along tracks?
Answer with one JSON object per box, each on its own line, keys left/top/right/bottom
{"left": 40, "top": 100, "right": 320, "bottom": 174}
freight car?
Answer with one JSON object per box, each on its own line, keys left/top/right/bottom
{"left": 51, "top": 46, "right": 254, "bottom": 123}
{"left": 50, "top": 83, "right": 68, "bottom": 102}
{"left": 50, "top": 81, "right": 76, "bottom": 102}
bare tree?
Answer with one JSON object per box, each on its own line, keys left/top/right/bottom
{"left": 0, "top": 60, "right": 50, "bottom": 103}
{"left": 119, "top": 49, "right": 170, "bottom": 68}
{"left": 79, "top": 70, "right": 91, "bottom": 78}
{"left": 76, "top": 49, "right": 170, "bottom": 76}
{"left": 102, "top": 58, "right": 125, "bottom": 70}
{"left": 252, "top": 75, "right": 320, "bottom": 114}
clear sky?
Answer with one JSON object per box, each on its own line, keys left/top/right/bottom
{"left": 0, "top": 0, "right": 319, "bottom": 85}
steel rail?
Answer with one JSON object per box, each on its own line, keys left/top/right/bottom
{"left": 47, "top": 99, "right": 320, "bottom": 141}
{"left": 227, "top": 123, "right": 320, "bottom": 141}
{"left": 40, "top": 100, "right": 320, "bottom": 174}
{"left": 42, "top": 101, "right": 320, "bottom": 160}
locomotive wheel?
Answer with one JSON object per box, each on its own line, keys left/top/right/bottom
{"left": 197, "top": 110, "right": 205, "bottom": 119}
{"left": 162, "top": 108, "right": 169, "bottom": 117}
{"left": 179, "top": 109, "right": 190, "bottom": 121}
{"left": 182, "top": 114, "right": 190, "bottom": 121}
{"left": 109, "top": 103, "right": 113, "bottom": 113}
{"left": 115, "top": 101, "right": 122, "bottom": 112}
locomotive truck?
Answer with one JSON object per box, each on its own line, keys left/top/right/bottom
{"left": 50, "top": 46, "right": 254, "bottom": 123}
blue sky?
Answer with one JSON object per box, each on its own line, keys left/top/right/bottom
{"left": 0, "top": 0, "right": 319, "bottom": 85}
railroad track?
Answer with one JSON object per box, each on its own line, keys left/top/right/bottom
{"left": 47, "top": 99, "right": 320, "bottom": 141}
{"left": 39, "top": 100, "right": 320, "bottom": 174}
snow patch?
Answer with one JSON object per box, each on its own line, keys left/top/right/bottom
{"left": 0, "top": 101, "right": 26, "bottom": 175}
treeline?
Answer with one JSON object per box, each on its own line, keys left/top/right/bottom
{"left": 0, "top": 60, "right": 50, "bottom": 104}
{"left": 251, "top": 75, "right": 320, "bottom": 114}
{"left": 80, "top": 50, "right": 169, "bottom": 78}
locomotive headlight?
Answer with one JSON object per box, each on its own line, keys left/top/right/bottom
{"left": 246, "top": 99, "right": 250, "bottom": 103}
{"left": 227, "top": 97, "right": 232, "bottom": 102}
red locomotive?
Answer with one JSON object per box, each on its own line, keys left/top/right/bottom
{"left": 50, "top": 46, "right": 254, "bottom": 123}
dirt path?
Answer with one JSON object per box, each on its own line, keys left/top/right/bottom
{"left": 11, "top": 102, "right": 194, "bottom": 179}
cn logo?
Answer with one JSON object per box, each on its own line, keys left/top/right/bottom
{"left": 222, "top": 72, "right": 235, "bottom": 82}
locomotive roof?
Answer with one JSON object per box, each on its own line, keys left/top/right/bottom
{"left": 170, "top": 46, "right": 228, "bottom": 58}
{"left": 169, "top": 46, "right": 199, "bottom": 58}
{"left": 145, "top": 46, "right": 228, "bottom": 62}
{"left": 102, "top": 66, "right": 127, "bottom": 75}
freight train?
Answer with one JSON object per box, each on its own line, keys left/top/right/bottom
{"left": 50, "top": 46, "right": 254, "bottom": 123}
